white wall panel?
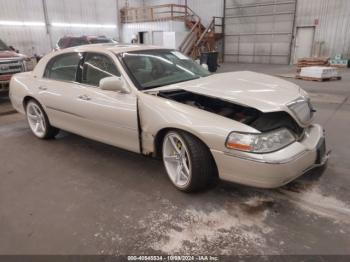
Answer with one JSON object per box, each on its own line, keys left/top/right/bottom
{"left": 0, "top": 26, "right": 50, "bottom": 56}
{"left": 121, "top": 20, "right": 186, "bottom": 44}
{"left": 186, "top": 0, "right": 224, "bottom": 27}
{"left": 0, "top": 0, "right": 50, "bottom": 56}
{"left": 0, "top": 0, "right": 119, "bottom": 56}
{"left": 46, "top": 0, "right": 118, "bottom": 46}
{"left": 294, "top": 0, "right": 350, "bottom": 59}
{"left": 0, "top": 0, "right": 45, "bottom": 20}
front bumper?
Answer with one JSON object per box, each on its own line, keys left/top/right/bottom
{"left": 211, "top": 124, "right": 329, "bottom": 188}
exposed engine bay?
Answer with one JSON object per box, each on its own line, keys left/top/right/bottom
{"left": 157, "top": 90, "right": 304, "bottom": 138}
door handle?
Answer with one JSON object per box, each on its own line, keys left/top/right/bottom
{"left": 38, "top": 86, "right": 47, "bottom": 91}
{"left": 78, "top": 94, "right": 92, "bottom": 101}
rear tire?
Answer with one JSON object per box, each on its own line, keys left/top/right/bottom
{"left": 26, "top": 100, "right": 59, "bottom": 139}
{"left": 162, "top": 130, "right": 217, "bottom": 192}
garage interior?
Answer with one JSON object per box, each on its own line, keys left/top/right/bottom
{"left": 1, "top": 0, "right": 350, "bottom": 258}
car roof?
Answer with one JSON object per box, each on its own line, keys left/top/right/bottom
{"left": 60, "top": 43, "right": 169, "bottom": 54}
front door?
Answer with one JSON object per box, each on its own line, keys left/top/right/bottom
{"left": 294, "top": 27, "right": 315, "bottom": 63}
{"left": 71, "top": 52, "right": 140, "bottom": 153}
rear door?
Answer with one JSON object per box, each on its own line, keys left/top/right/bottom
{"left": 37, "top": 52, "right": 87, "bottom": 132}
{"left": 294, "top": 27, "right": 315, "bottom": 63}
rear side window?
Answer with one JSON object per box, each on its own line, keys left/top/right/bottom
{"left": 57, "top": 38, "right": 65, "bottom": 49}
{"left": 44, "top": 53, "right": 82, "bottom": 82}
{"left": 82, "top": 53, "right": 120, "bottom": 87}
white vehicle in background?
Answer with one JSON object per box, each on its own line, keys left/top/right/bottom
{"left": 9, "top": 44, "right": 329, "bottom": 192}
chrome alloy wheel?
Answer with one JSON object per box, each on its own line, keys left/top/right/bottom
{"left": 26, "top": 102, "right": 46, "bottom": 138}
{"left": 162, "top": 132, "right": 192, "bottom": 188}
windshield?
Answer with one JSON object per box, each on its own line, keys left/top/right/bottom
{"left": 69, "top": 38, "right": 89, "bottom": 47}
{"left": 0, "top": 39, "right": 9, "bottom": 51}
{"left": 120, "top": 50, "right": 210, "bottom": 90}
{"left": 89, "top": 38, "right": 114, "bottom": 44}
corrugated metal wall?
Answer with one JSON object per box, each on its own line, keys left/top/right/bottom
{"left": 1, "top": 0, "right": 349, "bottom": 60}
{"left": 46, "top": 0, "right": 118, "bottom": 47}
{"left": 293, "top": 0, "right": 350, "bottom": 59}
{"left": 186, "top": 0, "right": 224, "bottom": 27}
{"left": 0, "top": 0, "right": 118, "bottom": 56}
{"left": 0, "top": 0, "right": 50, "bottom": 56}
{"left": 224, "top": 0, "right": 297, "bottom": 64}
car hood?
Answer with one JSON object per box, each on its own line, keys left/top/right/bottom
{"left": 150, "top": 71, "right": 302, "bottom": 112}
{"left": 0, "top": 50, "right": 26, "bottom": 59}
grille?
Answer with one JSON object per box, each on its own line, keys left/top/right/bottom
{"left": 0, "top": 59, "right": 23, "bottom": 75}
{"left": 287, "top": 97, "right": 314, "bottom": 124}
{"left": 0, "top": 60, "right": 21, "bottom": 65}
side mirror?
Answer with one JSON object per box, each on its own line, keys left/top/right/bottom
{"left": 99, "top": 76, "right": 129, "bottom": 93}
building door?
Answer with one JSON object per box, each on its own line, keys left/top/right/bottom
{"left": 294, "top": 27, "right": 315, "bottom": 63}
{"left": 138, "top": 32, "right": 150, "bottom": 44}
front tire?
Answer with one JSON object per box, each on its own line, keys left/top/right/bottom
{"left": 26, "top": 100, "right": 59, "bottom": 139}
{"left": 162, "top": 130, "right": 216, "bottom": 192}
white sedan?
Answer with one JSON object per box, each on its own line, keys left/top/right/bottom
{"left": 10, "top": 44, "right": 329, "bottom": 192}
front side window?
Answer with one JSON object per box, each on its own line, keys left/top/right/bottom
{"left": 82, "top": 53, "right": 120, "bottom": 87}
{"left": 45, "top": 53, "right": 82, "bottom": 81}
{"left": 120, "top": 50, "right": 210, "bottom": 90}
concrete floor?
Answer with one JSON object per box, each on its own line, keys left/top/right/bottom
{"left": 1, "top": 64, "right": 350, "bottom": 255}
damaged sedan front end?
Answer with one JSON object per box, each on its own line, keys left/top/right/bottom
{"left": 140, "top": 70, "right": 329, "bottom": 189}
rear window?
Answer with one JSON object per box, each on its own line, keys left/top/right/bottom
{"left": 0, "top": 39, "right": 9, "bottom": 51}
{"left": 89, "top": 38, "right": 114, "bottom": 44}
{"left": 44, "top": 53, "right": 82, "bottom": 82}
{"left": 68, "top": 38, "right": 89, "bottom": 48}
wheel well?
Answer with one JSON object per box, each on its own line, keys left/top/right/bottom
{"left": 23, "top": 96, "right": 37, "bottom": 110}
{"left": 154, "top": 128, "right": 172, "bottom": 158}
{"left": 154, "top": 128, "right": 218, "bottom": 176}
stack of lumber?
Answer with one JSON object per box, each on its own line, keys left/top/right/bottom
{"left": 297, "top": 57, "right": 330, "bottom": 70}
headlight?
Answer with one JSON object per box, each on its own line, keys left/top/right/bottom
{"left": 22, "top": 58, "right": 35, "bottom": 72}
{"left": 226, "top": 128, "right": 296, "bottom": 153}
{"left": 287, "top": 97, "right": 314, "bottom": 124}
{"left": 21, "top": 60, "right": 26, "bottom": 71}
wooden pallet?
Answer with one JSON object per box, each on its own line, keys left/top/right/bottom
{"left": 330, "top": 65, "right": 348, "bottom": 68}
{"left": 296, "top": 76, "right": 342, "bottom": 82}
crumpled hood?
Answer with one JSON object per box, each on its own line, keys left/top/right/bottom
{"left": 0, "top": 50, "right": 26, "bottom": 59}
{"left": 156, "top": 71, "right": 302, "bottom": 112}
